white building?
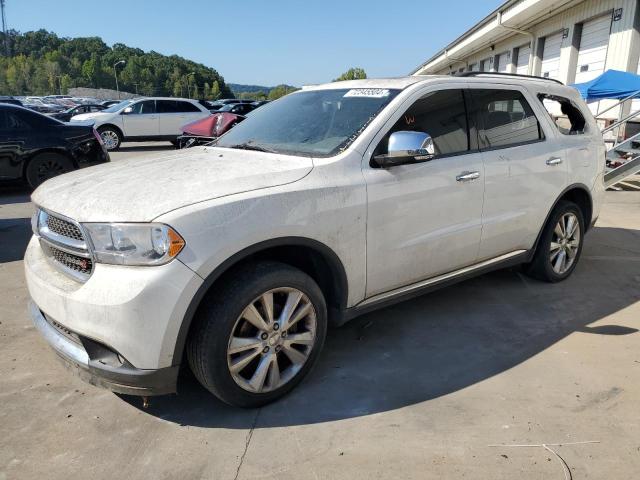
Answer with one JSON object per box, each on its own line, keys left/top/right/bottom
{"left": 411, "top": 0, "right": 640, "bottom": 124}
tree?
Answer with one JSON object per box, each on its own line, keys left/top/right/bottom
{"left": 333, "top": 67, "right": 367, "bottom": 82}
{"left": 210, "top": 80, "right": 221, "bottom": 100}
{"left": 268, "top": 84, "right": 296, "bottom": 100}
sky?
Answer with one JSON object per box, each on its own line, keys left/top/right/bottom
{"left": 6, "top": 0, "right": 503, "bottom": 86}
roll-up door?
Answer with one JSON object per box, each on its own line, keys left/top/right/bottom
{"left": 516, "top": 45, "right": 530, "bottom": 75}
{"left": 574, "top": 14, "right": 612, "bottom": 84}
{"left": 496, "top": 52, "right": 510, "bottom": 73}
{"left": 541, "top": 31, "right": 564, "bottom": 80}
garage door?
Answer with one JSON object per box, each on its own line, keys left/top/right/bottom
{"left": 496, "top": 52, "right": 510, "bottom": 73}
{"left": 516, "top": 45, "right": 530, "bottom": 75}
{"left": 574, "top": 14, "right": 612, "bottom": 83}
{"left": 541, "top": 31, "right": 564, "bottom": 80}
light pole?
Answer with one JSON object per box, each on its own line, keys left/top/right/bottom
{"left": 186, "top": 72, "right": 195, "bottom": 98}
{"left": 55, "top": 75, "right": 63, "bottom": 95}
{"left": 113, "top": 60, "right": 125, "bottom": 99}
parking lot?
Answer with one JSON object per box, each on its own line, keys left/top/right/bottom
{"left": 1, "top": 143, "right": 639, "bottom": 479}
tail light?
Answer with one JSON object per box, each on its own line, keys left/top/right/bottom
{"left": 93, "top": 128, "right": 104, "bottom": 145}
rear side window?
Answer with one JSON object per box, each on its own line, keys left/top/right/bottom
{"left": 0, "top": 110, "right": 31, "bottom": 130}
{"left": 538, "top": 94, "right": 586, "bottom": 135}
{"left": 174, "top": 101, "right": 201, "bottom": 113}
{"left": 469, "top": 89, "right": 543, "bottom": 149}
{"left": 384, "top": 89, "right": 469, "bottom": 157}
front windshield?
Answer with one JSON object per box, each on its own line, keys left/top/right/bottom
{"left": 102, "top": 99, "right": 133, "bottom": 113}
{"left": 215, "top": 88, "right": 400, "bottom": 157}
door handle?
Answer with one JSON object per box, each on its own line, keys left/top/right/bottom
{"left": 456, "top": 171, "right": 480, "bottom": 182}
{"left": 546, "top": 157, "right": 563, "bottom": 165}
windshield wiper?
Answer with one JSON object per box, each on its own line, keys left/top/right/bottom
{"left": 227, "top": 142, "right": 275, "bottom": 153}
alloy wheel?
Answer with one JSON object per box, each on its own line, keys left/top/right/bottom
{"left": 227, "top": 287, "right": 317, "bottom": 393}
{"left": 549, "top": 212, "right": 580, "bottom": 275}
{"left": 100, "top": 130, "right": 119, "bottom": 150}
{"left": 36, "top": 159, "right": 65, "bottom": 183}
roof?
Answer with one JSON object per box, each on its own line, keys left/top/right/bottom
{"left": 300, "top": 76, "right": 447, "bottom": 91}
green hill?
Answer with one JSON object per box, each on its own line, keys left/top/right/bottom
{"left": 0, "top": 29, "right": 232, "bottom": 98}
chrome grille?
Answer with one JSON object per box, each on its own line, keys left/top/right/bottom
{"left": 47, "top": 244, "right": 93, "bottom": 275}
{"left": 46, "top": 214, "right": 83, "bottom": 241}
{"left": 36, "top": 208, "right": 93, "bottom": 282}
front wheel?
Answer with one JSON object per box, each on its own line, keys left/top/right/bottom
{"left": 25, "top": 152, "right": 74, "bottom": 188}
{"left": 525, "top": 200, "right": 584, "bottom": 282}
{"left": 98, "top": 126, "right": 122, "bottom": 151}
{"left": 187, "top": 261, "right": 327, "bottom": 407}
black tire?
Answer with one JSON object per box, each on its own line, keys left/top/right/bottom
{"left": 525, "top": 200, "right": 585, "bottom": 282}
{"left": 25, "top": 152, "right": 74, "bottom": 189}
{"left": 187, "top": 261, "right": 327, "bottom": 408}
{"left": 98, "top": 126, "right": 122, "bottom": 151}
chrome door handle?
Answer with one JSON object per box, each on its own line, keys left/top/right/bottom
{"left": 546, "top": 157, "right": 563, "bottom": 165}
{"left": 456, "top": 171, "right": 480, "bottom": 182}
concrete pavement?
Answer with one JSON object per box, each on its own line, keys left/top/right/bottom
{"left": 1, "top": 145, "right": 639, "bottom": 479}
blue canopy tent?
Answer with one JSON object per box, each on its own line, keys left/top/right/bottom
{"left": 571, "top": 69, "right": 640, "bottom": 102}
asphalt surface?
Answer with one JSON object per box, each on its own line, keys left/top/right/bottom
{"left": 1, "top": 143, "right": 639, "bottom": 479}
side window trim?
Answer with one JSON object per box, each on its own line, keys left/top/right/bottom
{"left": 467, "top": 86, "right": 546, "bottom": 153}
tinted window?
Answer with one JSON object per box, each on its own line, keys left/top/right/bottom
{"left": 174, "top": 101, "right": 200, "bottom": 113}
{"left": 156, "top": 100, "right": 178, "bottom": 113}
{"left": 129, "top": 100, "right": 156, "bottom": 114}
{"left": 538, "top": 94, "right": 586, "bottom": 135}
{"left": 385, "top": 89, "right": 469, "bottom": 157}
{"left": 0, "top": 110, "right": 30, "bottom": 130}
{"left": 470, "top": 89, "right": 542, "bottom": 149}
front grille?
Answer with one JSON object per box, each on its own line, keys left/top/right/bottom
{"left": 48, "top": 244, "right": 93, "bottom": 275}
{"left": 46, "top": 214, "right": 84, "bottom": 241}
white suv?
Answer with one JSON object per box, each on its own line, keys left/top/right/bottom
{"left": 71, "top": 97, "right": 210, "bottom": 150}
{"left": 26, "top": 74, "right": 605, "bottom": 407}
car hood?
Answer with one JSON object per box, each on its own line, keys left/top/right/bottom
{"left": 71, "top": 111, "right": 111, "bottom": 121}
{"left": 32, "top": 147, "right": 313, "bottom": 222}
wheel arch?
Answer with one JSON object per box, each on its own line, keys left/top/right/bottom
{"left": 172, "top": 237, "right": 349, "bottom": 365}
{"left": 22, "top": 148, "right": 78, "bottom": 178}
{"left": 529, "top": 183, "right": 593, "bottom": 261}
{"left": 97, "top": 123, "right": 124, "bottom": 139}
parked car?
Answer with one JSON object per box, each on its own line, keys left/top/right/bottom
{"left": 207, "top": 98, "right": 255, "bottom": 111}
{"left": 0, "top": 96, "right": 23, "bottom": 106}
{"left": 70, "top": 97, "right": 211, "bottom": 150}
{"left": 26, "top": 74, "right": 605, "bottom": 407}
{"left": 100, "top": 100, "right": 122, "bottom": 108}
{"left": 177, "top": 111, "right": 246, "bottom": 148}
{"left": 50, "top": 104, "right": 106, "bottom": 122}
{"left": 0, "top": 104, "right": 109, "bottom": 188}
{"left": 24, "top": 97, "right": 65, "bottom": 113}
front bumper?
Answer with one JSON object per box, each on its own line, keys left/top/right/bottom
{"left": 29, "top": 300, "right": 179, "bottom": 396}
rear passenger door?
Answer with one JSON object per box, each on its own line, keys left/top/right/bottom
{"left": 469, "top": 87, "right": 568, "bottom": 260}
{"left": 363, "top": 87, "right": 485, "bottom": 297}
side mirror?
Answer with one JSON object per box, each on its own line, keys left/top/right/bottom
{"left": 373, "top": 131, "right": 435, "bottom": 168}
{"left": 122, "top": 107, "right": 133, "bottom": 114}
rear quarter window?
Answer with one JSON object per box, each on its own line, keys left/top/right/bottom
{"left": 538, "top": 94, "right": 587, "bottom": 135}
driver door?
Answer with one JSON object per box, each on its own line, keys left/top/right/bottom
{"left": 363, "top": 87, "right": 485, "bottom": 297}
{"left": 121, "top": 100, "right": 159, "bottom": 137}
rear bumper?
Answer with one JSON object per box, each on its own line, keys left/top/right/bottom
{"left": 29, "top": 300, "right": 179, "bottom": 396}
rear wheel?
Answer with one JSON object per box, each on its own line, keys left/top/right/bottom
{"left": 98, "top": 126, "right": 122, "bottom": 151}
{"left": 525, "top": 200, "right": 584, "bottom": 282}
{"left": 187, "top": 261, "right": 327, "bottom": 407}
{"left": 25, "top": 152, "right": 74, "bottom": 189}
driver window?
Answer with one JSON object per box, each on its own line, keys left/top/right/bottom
{"left": 378, "top": 89, "right": 469, "bottom": 157}
{"left": 129, "top": 100, "right": 156, "bottom": 115}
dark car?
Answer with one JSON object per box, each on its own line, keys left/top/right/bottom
{"left": 0, "top": 104, "right": 110, "bottom": 188}
{"left": 100, "top": 100, "right": 122, "bottom": 108}
{"left": 0, "top": 96, "right": 23, "bottom": 106}
{"left": 50, "top": 104, "right": 106, "bottom": 122}
{"left": 206, "top": 98, "right": 255, "bottom": 111}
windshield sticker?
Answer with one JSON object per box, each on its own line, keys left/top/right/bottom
{"left": 344, "top": 88, "right": 390, "bottom": 98}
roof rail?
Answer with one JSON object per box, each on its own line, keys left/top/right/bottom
{"left": 454, "top": 71, "right": 564, "bottom": 85}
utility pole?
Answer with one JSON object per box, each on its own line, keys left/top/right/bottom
{"left": 1, "top": 0, "right": 9, "bottom": 56}
{"left": 186, "top": 72, "right": 195, "bottom": 99}
{"left": 113, "top": 60, "right": 125, "bottom": 99}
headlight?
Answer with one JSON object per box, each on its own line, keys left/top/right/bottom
{"left": 82, "top": 223, "right": 185, "bottom": 266}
